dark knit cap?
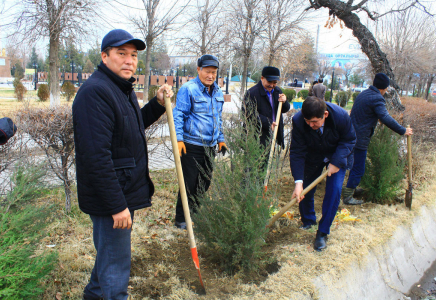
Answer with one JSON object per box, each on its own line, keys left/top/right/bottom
{"left": 262, "top": 66, "right": 280, "bottom": 81}
{"left": 373, "top": 73, "right": 390, "bottom": 90}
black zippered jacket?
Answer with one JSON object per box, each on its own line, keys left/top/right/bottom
{"left": 73, "top": 62, "right": 165, "bottom": 216}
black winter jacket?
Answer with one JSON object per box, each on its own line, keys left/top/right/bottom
{"left": 351, "top": 86, "right": 406, "bottom": 150}
{"left": 290, "top": 102, "right": 356, "bottom": 181}
{"left": 243, "top": 81, "right": 291, "bottom": 147}
{"left": 73, "top": 62, "right": 166, "bottom": 216}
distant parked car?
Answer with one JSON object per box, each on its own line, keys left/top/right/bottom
{"left": 352, "top": 87, "right": 366, "bottom": 92}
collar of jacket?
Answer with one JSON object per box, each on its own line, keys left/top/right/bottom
{"left": 256, "top": 81, "right": 276, "bottom": 97}
{"left": 98, "top": 62, "right": 136, "bottom": 94}
{"left": 194, "top": 76, "right": 219, "bottom": 94}
{"left": 369, "top": 85, "right": 381, "bottom": 94}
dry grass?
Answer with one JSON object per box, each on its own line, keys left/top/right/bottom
{"left": 34, "top": 96, "right": 436, "bottom": 299}
{"left": 0, "top": 94, "right": 73, "bottom": 117}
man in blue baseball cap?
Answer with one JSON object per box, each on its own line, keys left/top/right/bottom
{"left": 73, "top": 29, "right": 173, "bottom": 300}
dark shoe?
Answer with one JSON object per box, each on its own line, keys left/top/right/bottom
{"left": 299, "top": 223, "right": 315, "bottom": 230}
{"left": 343, "top": 196, "right": 364, "bottom": 205}
{"left": 314, "top": 231, "right": 328, "bottom": 252}
{"left": 353, "top": 187, "right": 365, "bottom": 198}
{"left": 175, "top": 221, "right": 187, "bottom": 230}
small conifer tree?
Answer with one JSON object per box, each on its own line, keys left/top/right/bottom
{"left": 360, "top": 125, "right": 405, "bottom": 204}
{"left": 193, "top": 101, "right": 274, "bottom": 274}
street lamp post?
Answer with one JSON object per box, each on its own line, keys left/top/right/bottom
{"left": 176, "top": 67, "right": 179, "bottom": 89}
{"left": 33, "top": 62, "right": 38, "bottom": 90}
{"left": 71, "top": 60, "right": 75, "bottom": 86}
{"left": 225, "top": 69, "right": 229, "bottom": 94}
{"left": 329, "top": 69, "right": 335, "bottom": 102}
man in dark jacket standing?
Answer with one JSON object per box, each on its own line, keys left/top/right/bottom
{"left": 244, "top": 66, "right": 290, "bottom": 148}
{"left": 73, "top": 29, "right": 173, "bottom": 300}
{"left": 341, "top": 73, "right": 413, "bottom": 205}
{"left": 290, "top": 96, "right": 356, "bottom": 251}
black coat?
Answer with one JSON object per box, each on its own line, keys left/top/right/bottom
{"left": 244, "top": 81, "right": 291, "bottom": 147}
{"left": 73, "top": 62, "right": 166, "bottom": 216}
{"left": 290, "top": 102, "right": 356, "bottom": 181}
{"left": 0, "top": 117, "right": 17, "bottom": 145}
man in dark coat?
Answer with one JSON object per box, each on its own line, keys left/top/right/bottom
{"left": 243, "top": 66, "right": 290, "bottom": 148}
{"left": 341, "top": 73, "right": 413, "bottom": 204}
{"left": 290, "top": 96, "right": 356, "bottom": 251}
{"left": 73, "top": 29, "right": 173, "bottom": 300}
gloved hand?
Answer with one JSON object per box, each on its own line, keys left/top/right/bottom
{"left": 218, "top": 142, "right": 228, "bottom": 156}
{"left": 178, "top": 141, "right": 186, "bottom": 157}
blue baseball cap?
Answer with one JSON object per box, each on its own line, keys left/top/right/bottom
{"left": 101, "top": 29, "right": 146, "bottom": 52}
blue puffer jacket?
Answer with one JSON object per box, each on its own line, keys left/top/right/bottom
{"left": 290, "top": 102, "right": 356, "bottom": 181}
{"left": 351, "top": 86, "right": 406, "bottom": 150}
{"left": 173, "top": 76, "right": 225, "bottom": 147}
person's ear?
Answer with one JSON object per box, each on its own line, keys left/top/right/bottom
{"left": 324, "top": 111, "right": 329, "bottom": 119}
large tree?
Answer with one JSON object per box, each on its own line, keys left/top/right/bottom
{"left": 306, "top": 0, "right": 433, "bottom": 109}
{"left": 5, "top": 0, "right": 99, "bottom": 107}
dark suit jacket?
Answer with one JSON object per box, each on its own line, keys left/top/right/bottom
{"left": 244, "top": 81, "right": 291, "bottom": 147}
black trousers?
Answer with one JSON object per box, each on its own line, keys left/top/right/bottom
{"left": 175, "top": 143, "right": 215, "bottom": 223}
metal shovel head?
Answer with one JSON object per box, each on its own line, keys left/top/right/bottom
{"left": 405, "top": 185, "right": 412, "bottom": 209}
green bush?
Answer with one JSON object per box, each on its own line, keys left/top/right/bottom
{"left": 360, "top": 125, "right": 405, "bottom": 204}
{"left": 297, "top": 89, "right": 309, "bottom": 99}
{"left": 37, "top": 84, "right": 50, "bottom": 102}
{"left": 13, "top": 79, "right": 27, "bottom": 102}
{"left": 0, "top": 163, "right": 57, "bottom": 299}
{"left": 193, "top": 102, "right": 273, "bottom": 274}
{"left": 352, "top": 91, "right": 360, "bottom": 101}
{"left": 345, "top": 89, "right": 352, "bottom": 101}
{"left": 335, "top": 91, "right": 348, "bottom": 107}
{"left": 325, "top": 90, "right": 331, "bottom": 102}
{"left": 282, "top": 88, "right": 296, "bottom": 102}
{"left": 61, "top": 81, "right": 76, "bottom": 102}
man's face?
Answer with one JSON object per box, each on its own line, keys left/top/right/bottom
{"left": 380, "top": 87, "right": 388, "bottom": 95}
{"left": 197, "top": 66, "right": 218, "bottom": 87}
{"left": 101, "top": 43, "right": 138, "bottom": 80}
{"left": 304, "top": 111, "right": 329, "bottom": 130}
{"left": 261, "top": 76, "right": 278, "bottom": 92}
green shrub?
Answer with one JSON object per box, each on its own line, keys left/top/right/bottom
{"left": 335, "top": 91, "right": 348, "bottom": 107}
{"left": 13, "top": 79, "right": 27, "bottom": 102}
{"left": 325, "top": 90, "right": 331, "bottom": 101}
{"left": 345, "top": 89, "right": 352, "bottom": 101}
{"left": 297, "top": 89, "right": 309, "bottom": 99}
{"left": 37, "top": 84, "right": 50, "bottom": 102}
{"left": 352, "top": 91, "right": 360, "bottom": 101}
{"left": 61, "top": 81, "right": 76, "bottom": 102}
{"left": 0, "top": 163, "right": 57, "bottom": 299}
{"left": 282, "top": 88, "right": 296, "bottom": 102}
{"left": 193, "top": 102, "right": 273, "bottom": 274}
{"left": 360, "top": 125, "right": 405, "bottom": 204}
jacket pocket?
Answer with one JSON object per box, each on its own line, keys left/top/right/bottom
{"left": 113, "top": 158, "right": 135, "bottom": 192}
{"left": 192, "top": 97, "right": 209, "bottom": 113}
{"left": 215, "top": 96, "right": 224, "bottom": 113}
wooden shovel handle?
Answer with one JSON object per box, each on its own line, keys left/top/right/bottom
{"left": 163, "top": 91, "right": 196, "bottom": 249}
{"left": 267, "top": 171, "right": 329, "bottom": 228}
{"left": 407, "top": 125, "right": 412, "bottom": 183}
{"left": 264, "top": 101, "right": 283, "bottom": 189}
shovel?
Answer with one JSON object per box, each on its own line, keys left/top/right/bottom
{"left": 405, "top": 125, "right": 412, "bottom": 209}
{"left": 264, "top": 101, "right": 283, "bottom": 192}
{"left": 267, "top": 171, "right": 328, "bottom": 228}
{"left": 163, "top": 91, "right": 206, "bottom": 294}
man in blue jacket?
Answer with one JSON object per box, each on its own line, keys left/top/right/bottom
{"left": 290, "top": 96, "right": 356, "bottom": 251}
{"left": 341, "top": 73, "right": 413, "bottom": 205}
{"left": 172, "top": 54, "right": 227, "bottom": 229}
{"left": 73, "top": 29, "right": 173, "bottom": 300}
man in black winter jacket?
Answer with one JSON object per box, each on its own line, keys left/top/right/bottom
{"left": 243, "top": 66, "right": 290, "bottom": 148}
{"left": 73, "top": 29, "right": 173, "bottom": 300}
{"left": 341, "top": 73, "right": 413, "bottom": 205}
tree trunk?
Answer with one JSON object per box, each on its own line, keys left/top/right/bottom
{"left": 316, "top": 0, "right": 404, "bottom": 111}
{"left": 143, "top": 36, "right": 153, "bottom": 102}
{"left": 49, "top": 34, "right": 61, "bottom": 107}
{"left": 424, "top": 74, "right": 435, "bottom": 100}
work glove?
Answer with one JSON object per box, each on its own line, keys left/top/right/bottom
{"left": 218, "top": 142, "right": 228, "bottom": 156}
{"left": 178, "top": 141, "right": 186, "bottom": 157}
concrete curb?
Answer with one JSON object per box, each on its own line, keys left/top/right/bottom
{"left": 313, "top": 205, "right": 436, "bottom": 300}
